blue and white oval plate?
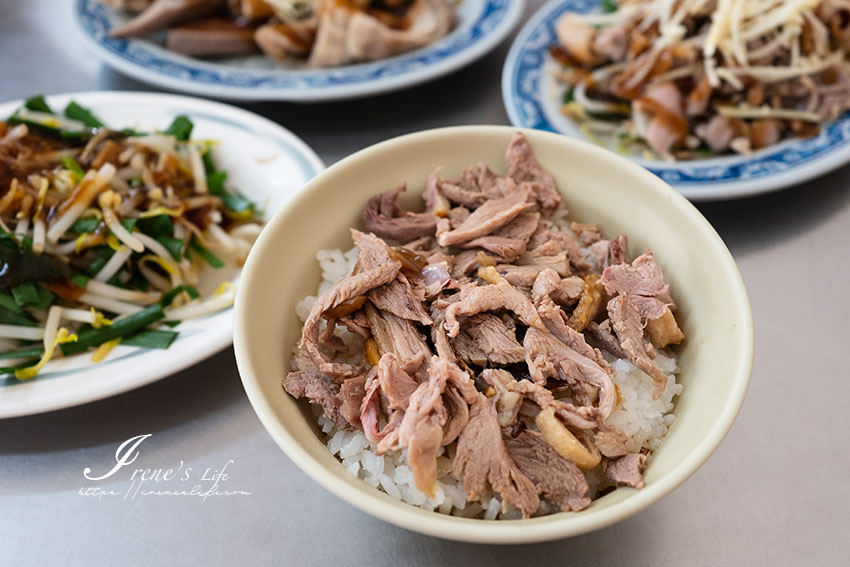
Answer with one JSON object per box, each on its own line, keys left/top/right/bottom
{"left": 75, "top": 0, "right": 525, "bottom": 102}
{"left": 0, "top": 91, "right": 323, "bottom": 418}
{"left": 502, "top": 0, "right": 850, "bottom": 201}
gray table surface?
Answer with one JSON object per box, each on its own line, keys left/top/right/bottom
{"left": 1, "top": 1, "right": 848, "bottom": 566}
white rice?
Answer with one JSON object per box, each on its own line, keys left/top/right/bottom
{"left": 296, "top": 241, "right": 682, "bottom": 519}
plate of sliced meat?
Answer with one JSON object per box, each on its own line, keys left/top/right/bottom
{"left": 503, "top": 0, "right": 850, "bottom": 200}
{"left": 74, "top": 0, "right": 525, "bottom": 101}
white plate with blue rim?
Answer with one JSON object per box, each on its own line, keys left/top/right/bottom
{"left": 0, "top": 91, "right": 323, "bottom": 418}
{"left": 74, "top": 0, "right": 525, "bottom": 102}
{"left": 502, "top": 0, "right": 850, "bottom": 201}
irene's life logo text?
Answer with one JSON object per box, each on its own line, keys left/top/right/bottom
{"left": 79, "top": 434, "right": 251, "bottom": 500}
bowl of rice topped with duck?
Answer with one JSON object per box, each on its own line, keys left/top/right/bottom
{"left": 234, "top": 126, "right": 753, "bottom": 543}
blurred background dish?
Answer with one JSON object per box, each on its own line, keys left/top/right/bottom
{"left": 75, "top": 0, "right": 525, "bottom": 101}
{"left": 502, "top": 0, "right": 850, "bottom": 200}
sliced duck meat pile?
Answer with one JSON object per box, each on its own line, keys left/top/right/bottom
{"left": 283, "top": 133, "right": 685, "bottom": 517}
{"left": 103, "top": 0, "right": 457, "bottom": 67}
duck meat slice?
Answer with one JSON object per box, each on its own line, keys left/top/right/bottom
{"left": 601, "top": 249, "right": 674, "bottom": 319}
{"left": 361, "top": 354, "right": 418, "bottom": 446}
{"left": 531, "top": 267, "right": 583, "bottom": 305}
{"left": 586, "top": 319, "right": 627, "bottom": 359}
{"left": 444, "top": 281, "right": 545, "bottom": 338}
{"left": 461, "top": 211, "right": 541, "bottom": 261}
{"left": 504, "top": 428, "right": 591, "bottom": 512}
{"left": 283, "top": 349, "right": 348, "bottom": 430}
{"left": 395, "top": 359, "right": 454, "bottom": 496}
{"left": 607, "top": 294, "right": 668, "bottom": 399}
{"left": 453, "top": 394, "right": 540, "bottom": 518}
{"left": 110, "top": 0, "right": 223, "bottom": 37}
{"left": 361, "top": 184, "right": 437, "bottom": 242}
{"left": 523, "top": 327, "right": 616, "bottom": 419}
{"left": 607, "top": 233, "right": 630, "bottom": 266}
{"left": 353, "top": 231, "right": 432, "bottom": 324}
{"left": 477, "top": 162, "right": 521, "bottom": 199}
{"left": 167, "top": 17, "right": 259, "bottom": 57}
{"left": 504, "top": 132, "right": 562, "bottom": 212}
{"left": 528, "top": 220, "right": 589, "bottom": 273}
{"left": 535, "top": 296, "right": 613, "bottom": 374}
{"left": 337, "top": 373, "right": 368, "bottom": 430}
{"left": 365, "top": 303, "right": 432, "bottom": 378}
{"left": 437, "top": 185, "right": 532, "bottom": 247}
{"left": 450, "top": 313, "right": 525, "bottom": 366}
{"left": 301, "top": 262, "right": 401, "bottom": 380}
{"left": 594, "top": 425, "right": 629, "bottom": 458}
{"left": 603, "top": 453, "right": 646, "bottom": 489}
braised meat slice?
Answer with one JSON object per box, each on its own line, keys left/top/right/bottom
{"left": 366, "top": 303, "right": 432, "bottom": 377}
{"left": 437, "top": 185, "right": 533, "bottom": 247}
{"left": 451, "top": 313, "right": 525, "bottom": 366}
{"left": 283, "top": 350, "right": 348, "bottom": 430}
{"left": 603, "top": 453, "right": 646, "bottom": 489}
{"left": 461, "top": 211, "right": 541, "bottom": 261}
{"left": 601, "top": 249, "right": 674, "bottom": 319}
{"left": 504, "top": 132, "right": 562, "bottom": 212}
{"left": 607, "top": 294, "right": 668, "bottom": 399}
{"left": 362, "top": 184, "right": 437, "bottom": 242}
{"left": 444, "top": 282, "right": 545, "bottom": 338}
{"left": 523, "top": 327, "right": 616, "bottom": 418}
{"left": 454, "top": 394, "right": 540, "bottom": 518}
{"left": 594, "top": 425, "right": 629, "bottom": 458}
{"left": 300, "top": 261, "right": 400, "bottom": 379}
{"left": 504, "top": 429, "right": 591, "bottom": 512}
{"left": 362, "top": 354, "right": 419, "bottom": 447}
{"left": 353, "top": 230, "right": 432, "bottom": 324}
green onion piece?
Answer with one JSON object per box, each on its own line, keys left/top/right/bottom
{"left": 201, "top": 148, "right": 216, "bottom": 175}
{"left": 163, "top": 115, "right": 193, "bottom": 141}
{"left": 71, "top": 218, "right": 99, "bottom": 233}
{"left": 6, "top": 115, "right": 89, "bottom": 140}
{"left": 161, "top": 285, "right": 200, "bottom": 307}
{"left": 0, "top": 347, "right": 42, "bottom": 360}
{"left": 121, "top": 329, "right": 178, "bottom": 349}
{"left": 11, "top": 282, "right": 42, "bottom": 307}
{"left": 61, "top": 156, "right": 86, "bottom": 177}
{"left": 602, "top": 0, "right": 618, "bottom": 12}
{"left": 121, "top": 218, "right": 137, "bottom": 232}
{"left": 563, "top": 87, "right": 575, "bottom": 104}
{"left": 64, "top": 101, "right": 104, "bottom": 128}
{"left": 85, "top": 257, "right": 108, "bottom": 277}
{"left": 60, "top": 304, "right": 164, "bottom": 356}
{"left": 189, "top": 240, "right": 224, "bottom": 268}
{"left": 157, "top": 236, "right": 184, "bottom": 261}
{"left": 0, "top": 292, "right": 22, "bottom": 313}
{"left": 136, "top": 214, "right": 173, "bottom": 239}
{"left": 24, "top": 94, "right": 53, "bottom": 114}
{"left": 0, "top": 307, "right": 36, "bottom": 327}
{"left": 206, "top": 170, "right": 256, "bottom": 214}
{"left": 121, "top": 127, "right": 146, "bottom": 137}
{"left": 71, "top": 274, "right": 90, "bottom": 289}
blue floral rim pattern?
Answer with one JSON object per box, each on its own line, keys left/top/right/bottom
{"left": 505, "top": 0, "right": 850, "bottom": 189}
{"left": 77, "top": 0, "right": 511, "bottom": 91}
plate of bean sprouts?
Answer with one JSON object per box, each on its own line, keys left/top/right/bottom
{"left": 0, "top": 91, "right": 323, "bottom": 417}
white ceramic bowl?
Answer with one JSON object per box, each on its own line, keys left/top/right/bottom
{"left": 234, "top": 126, "right": 754, "bottom": 543}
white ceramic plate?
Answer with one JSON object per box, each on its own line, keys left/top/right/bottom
{"left": 502, "top": 0, "right": 850, "bottom": 201}
{"left": 0, "top": 91, "right": 324, "bottom": 418}
{"left": 74, "top": 0, "right": 525, "bottom": 102}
